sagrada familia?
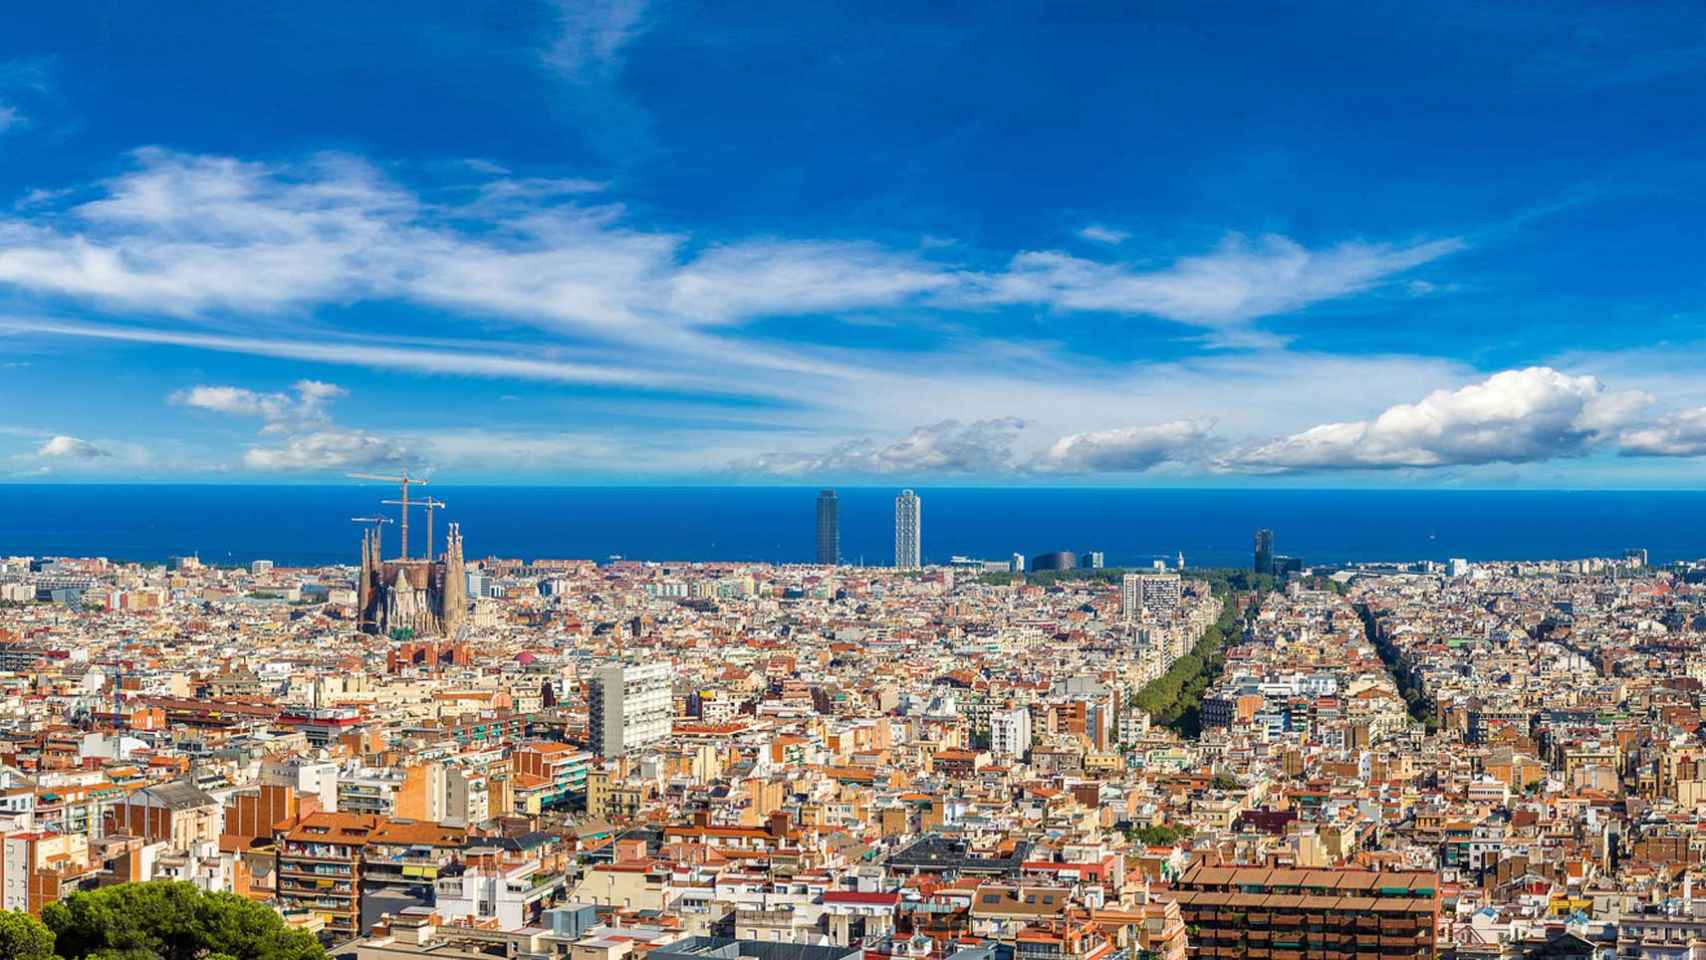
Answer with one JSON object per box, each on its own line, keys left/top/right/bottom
{"left": 356, "top": 521, "right": 468, "bottom": 638}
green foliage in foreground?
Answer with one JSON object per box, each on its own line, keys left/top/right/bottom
{"left": 42, "top": 881, "right": 326, "bottom": 960}
{"left": 1130, "top": 595, "right": 1240, "bottom": 736}
{"left": 0, "top": 911, "right": 55, "bottom": 960}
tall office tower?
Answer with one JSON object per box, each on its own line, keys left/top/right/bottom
{"left": 587, "top": 662, "right": 672, "bottom": 758}
{"left": 1010, "top": 552, "right": 1025, "bottom": 573}
{"left": 1083, "top": 551, "right": 1105, "bottom": 569}
{"left": 894, "top": 489, "right": 922, "bottom": 569}
{"left": 1254, "top": 528, "right": 1275, "bottom": 575}
{"left": 1122, "top": 572, "right": 1183, "bottom": 621}
{"left": 815, "top": 490, "right": 840, "bottom": 565}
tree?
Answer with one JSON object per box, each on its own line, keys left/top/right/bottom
{"left": 43, "top": 881, "right": 326, "bottom": 960}
{"left": 0, "top": 910, "right": 56, "bottom": 960}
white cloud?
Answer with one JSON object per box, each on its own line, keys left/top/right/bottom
{"left": 668, "top": 241, "right": 958, "bottom": 324}
{"left": 1035, "top": 419, "right": 1215, "bottom": 473}
{"left": 960, "top": 234, "right": 1464, "bottom": 328}
{"left": 0, "top": 148, "right": 1493, "bottom": 481}
{"left": 728, "top": 418, "right": 1029, "bottom": 477}
{"left": 37, "top": 434, "right": 110, "bottom": 459}
{"left": 170, "top": 379, "right": 345, "bottom": 431}
{"left": 12, "top": 319, "right": 704, "bottom": 391}
{"left": 171, "top": 377, "right": 414, "bottom": 473}
{"left": 475, "top": 176, "right": 607, "bottom": 204}
{"left": 1219, "top": 366, "right": 1651, "bottom": 472}
{"left": 1619, "top": 408, "right": 1706, "bottom": 457}
{"left": 243, "top": 429, "right": 419, "bottom": 472}
{"left": 1077, "top": 224, "right": 1129, "bottom": 245}
{"left": 0, "top": 104, "right": 19, "bottom": 134}
{"left": 544, "top": 0, "right": 651, "bottom": 82}
{"left": 0, "top": 150, "right": 1461, "bottom": 353}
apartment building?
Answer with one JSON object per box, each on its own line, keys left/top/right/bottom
{"left": 587, "top": 662, "right": 673, "bottom": 758}
{"left": 1171, "top": 866, "right": 1439, "bottom": 960}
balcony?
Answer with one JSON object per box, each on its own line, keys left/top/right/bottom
{"left": 280, "top": 845, "right": 358, "bottom": 863}
{"left": 278, "top": 864, "right": 352, "bottom": 879}
{"left": 366, "top": 853, "right": 452, "bottom": 867}
{"left": 280, "top": 881, "right": 353, "bottom": 897}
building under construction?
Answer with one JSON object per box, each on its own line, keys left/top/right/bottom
{"left": 353, "top": 474, "right": 468, "bottom": 638}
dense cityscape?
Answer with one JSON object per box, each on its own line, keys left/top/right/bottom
{"left": 0, "top": 484, "right": 1701, "bottom": 960}
{"left": 3, "top": 1, "right": 1703, "bottom": 958}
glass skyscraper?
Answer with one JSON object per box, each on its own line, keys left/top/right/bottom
{"left": 894, "top": 489, "right": 921, "bottom": 569}
{"left": 815, "top": 489, "right": 839, "bottom": 565}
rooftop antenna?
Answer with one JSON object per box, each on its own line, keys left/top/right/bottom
{"left": 350, "top": 471, "right": 426, "bottom": 559}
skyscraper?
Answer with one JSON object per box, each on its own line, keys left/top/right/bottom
{"left": 1254, "top": 528, "right": 1275, "bottom": 575}
{"left": 815, "top": 489, "right": 840, "bottom": 565}
{"left": 894, "top": 489, "right": 921, "bottom": 569}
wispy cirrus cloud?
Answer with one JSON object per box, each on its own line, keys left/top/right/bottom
{"left": 4, "top": 318, "right": 712, "bottom": 391}
{"left": 0, "top": 57, "right": 50, "bottom": 137}
{"left": 667, "top": 240, "right": 959, "bottom": 324}
{"left": 0, "top": 149, "right": 1461, "bottom": 353}
{"left": 958, "top": 234, "right": 1464, "bottom": 330}
{"left": 1077, "top": 224, "right": 1129, "bottom": 245}
{"left": 544, "top": 0, "right": 652, "bottom": 83}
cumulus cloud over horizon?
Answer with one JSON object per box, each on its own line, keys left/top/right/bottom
{"left": 37, "top": 434, "right": 111, "bottom": 459}
{"left": 1218, "top": 367, "right": 1652, "bottom": 472}
{"left": 727, "top": 418, "right": 1029, "bottom": 477}
{"left": 1034, "top": 419, "right": 1215, "bottom": 473}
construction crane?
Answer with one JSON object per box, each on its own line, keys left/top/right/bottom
{"left": 349, "top": 471, "right": 426, "bottom": 559}
{"left": 382, "top": 496, "right": 446, "bottom": 561}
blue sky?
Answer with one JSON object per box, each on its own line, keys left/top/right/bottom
{"left": 1, "top": 1, "right": 1704, "bottom": 485}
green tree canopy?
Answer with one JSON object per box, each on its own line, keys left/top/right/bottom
{"left": 0, "top": 910, "right": 56, "bottom": 960}
{"left": 43, "top": 882, "right": 325, "bottom": 960}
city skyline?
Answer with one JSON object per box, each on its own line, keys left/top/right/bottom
{"left": 5, "top": 5, "right": 1706, "bottom": 952}
{"left": 3, "top": 3, "right": 1706, "bottom": 487}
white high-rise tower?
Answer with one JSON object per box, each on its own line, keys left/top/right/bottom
{"left": 894, "top": 489, "right": 922, "bottom": 569}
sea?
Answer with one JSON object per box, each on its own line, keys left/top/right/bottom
{"left": 0, "top": 485, "right": 1702, "bottom": 569}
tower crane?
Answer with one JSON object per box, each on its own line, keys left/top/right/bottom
{"left": 382, "top": 497, "right": 447, "bottom": 560}
{"left": 349, "top": 471, "right": 426, "bottom": 558}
